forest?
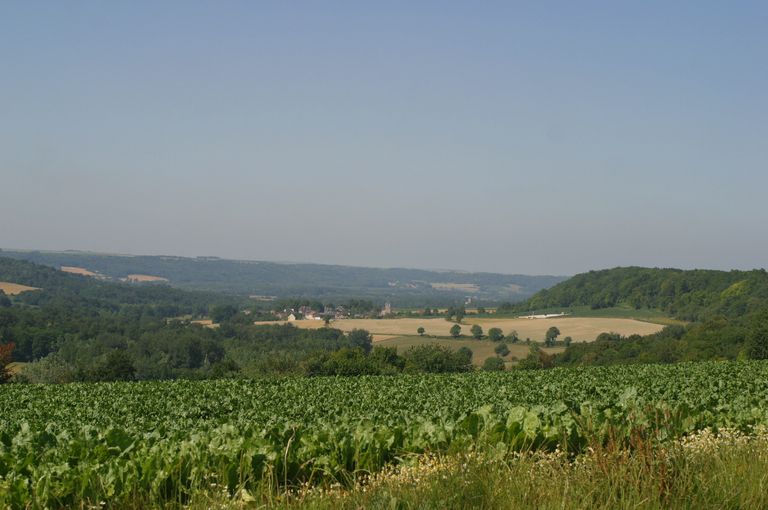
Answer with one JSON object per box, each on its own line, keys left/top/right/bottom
{"left": 509, "top": 267, "right": 768, "bottom": 366}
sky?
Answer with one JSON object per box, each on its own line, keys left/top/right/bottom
{"left": 1, "top": 2, "right": 767, "bottom": 275}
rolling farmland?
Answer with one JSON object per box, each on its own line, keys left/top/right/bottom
{"left": 255, "top": 316, "right": 665, "bottom": 342}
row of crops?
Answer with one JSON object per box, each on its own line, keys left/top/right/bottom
{"left": 2, "top": 361, "right": 768, "bottom": 507}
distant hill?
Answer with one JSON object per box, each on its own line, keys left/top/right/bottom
{"left": 509, "top": 267, "right": 768, "bottom": 366}
{"left": 0, "top": 257, "right": 238, "bottom": 365}
{"left": 0, "top": 249, "right": 566, "bottom": 305}
{"left": 518, "top": 266, "right": 768, "bottom": 321}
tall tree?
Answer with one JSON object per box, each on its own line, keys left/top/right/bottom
{"left": 348, "top": 329, "right": 373, "bottom": 354}
{"left": 545, "top": 326, "right": 560, "bottom": 347}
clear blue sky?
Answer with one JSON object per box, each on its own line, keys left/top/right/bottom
{"left": 1, "top": 2, "right": 766, "bottom": 274}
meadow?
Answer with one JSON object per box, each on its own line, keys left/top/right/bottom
{"left": 3, "top": 361, "right": 768, "bottom": 508}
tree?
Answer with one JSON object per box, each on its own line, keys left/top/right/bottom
{"left": 210, "top": 305, "right": 238, "bottom": 323}
{"left": 507, "top": 330, "right": 519, "bottom": 343}
{"left": 517, "top": 345, "right": 556, "bottom": 370}
{"left": 470, "top": 325, "right": 483, "bottom": 340}
{"left": 456, "top": 346, "right": 473, "bottom": 364}
{"left": 0, "top": 342, "right": 15, "bottom": 384}
{"left": 545, "top": 326, "right": 560, "bottom": 347}
{"left": 0, "top": 291, "right": 11, "bottom": 308}
{"left": 494, "top": 342, "right": 510, "bottom": 357}
{"left": 488, "top": 327, "right": 504, "bottom": 342}
{"left": 563, "top": 336, "right": 573, "bottom": 347}
{"left": 450, "top": 324, "right": 462, "bottom": 338}
{"left": 482, "top": 356, "right": 505, "bottom": 371}
{"left": 403, "top": 344, "right": 472, "bottom": 373}
{"left": 348, "top": 329, "right": 373, "bottom": 354}
{"left": 92, "top": 350, "right": 136, "bottom": 382}
{"left": 417, "top": 326, "right": 426, "bottom": 336}
{"left": 746, "top": 309, "right": 768, "bottom": 360}
{"left": 323, "top": 316, "right": 332, "bottom": 327}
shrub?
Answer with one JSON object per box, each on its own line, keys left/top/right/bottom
{"left": 482, "top": 356, "right": 505, "bottom": 371}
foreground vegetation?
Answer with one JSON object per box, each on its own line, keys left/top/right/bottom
{"left": 3, "top": 361, "right": 768, "bottom": 507}
{"left": 266, "top": 430, "right": 768, "bottom": 510}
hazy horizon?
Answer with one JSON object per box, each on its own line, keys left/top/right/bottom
{"left": 4, "top": 245, "right": 767, "bottom": 278}
{"left": 2, "top": 2, "right": 767, "bottom": 274}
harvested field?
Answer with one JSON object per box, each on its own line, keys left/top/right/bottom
{"left": 191, "top": 319, "right": 219, "bottom": 329}
{"left": 254, "top": 316, "right": 664, "bottom": 342}
{"left": 0, "top": 282, "right": 40, "bottom": 296}
{"left": 60, "top": 266, "right": 99, "bottom": 277}
{"left": 124, "top": 274, "right": 168, "bottom": 282}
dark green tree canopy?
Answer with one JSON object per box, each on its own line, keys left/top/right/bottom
{"left": 482, "top": 356, "right": 505, "bottom": 371}
{"left": 488, "top": 328, "right": 504, "bottom": 342}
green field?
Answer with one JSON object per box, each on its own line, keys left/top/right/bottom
{"left": 3, "top": 361, "right": 768, "bottom": 508}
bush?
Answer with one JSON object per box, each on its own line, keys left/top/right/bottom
{"left": 494, "top": 342, "right": 510, "bottom": 357}
{"left": 403, "top": 344, "right": 472, "bottom": 373}
{"left": 482, "top": 356, "right": 505, "bottom": 371}
{"left": 15, "top": 352, "right": 77, "bottom": 384}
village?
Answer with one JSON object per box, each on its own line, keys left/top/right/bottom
{"left": 274, "top": 302, "right": 394, "bottom": 322}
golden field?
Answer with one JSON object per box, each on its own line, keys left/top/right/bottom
{"left": 0, "top": 282, "right": 40, "bottom": 296}
{"left": 255, "top": 316, "right": 664, "bottom": 343}
{"left": 60, "top": 266, "right": 99, "bottom": 277}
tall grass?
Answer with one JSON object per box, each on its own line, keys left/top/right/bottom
{"left": 188, "top": 429, "right": 768, "bottom": 510}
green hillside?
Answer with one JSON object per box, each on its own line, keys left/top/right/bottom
{"left": 510, "top": 267, "right": 768, "bottom": 366}
{"left": 520, "top": 266, "right": 768, "bottom": 321}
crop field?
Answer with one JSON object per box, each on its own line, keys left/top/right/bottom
{"left": 0, "top": 281, "right": 39, "bottom": 295}
{"left": 258, "top": 316, "right": 664, "bottom": 342}
{"left": 2, "top": 361, "right": 768, "bottom": 507}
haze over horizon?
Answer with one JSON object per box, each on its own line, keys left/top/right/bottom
{"left": 2, "top": 2, "right": 767, "bottom": 275}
